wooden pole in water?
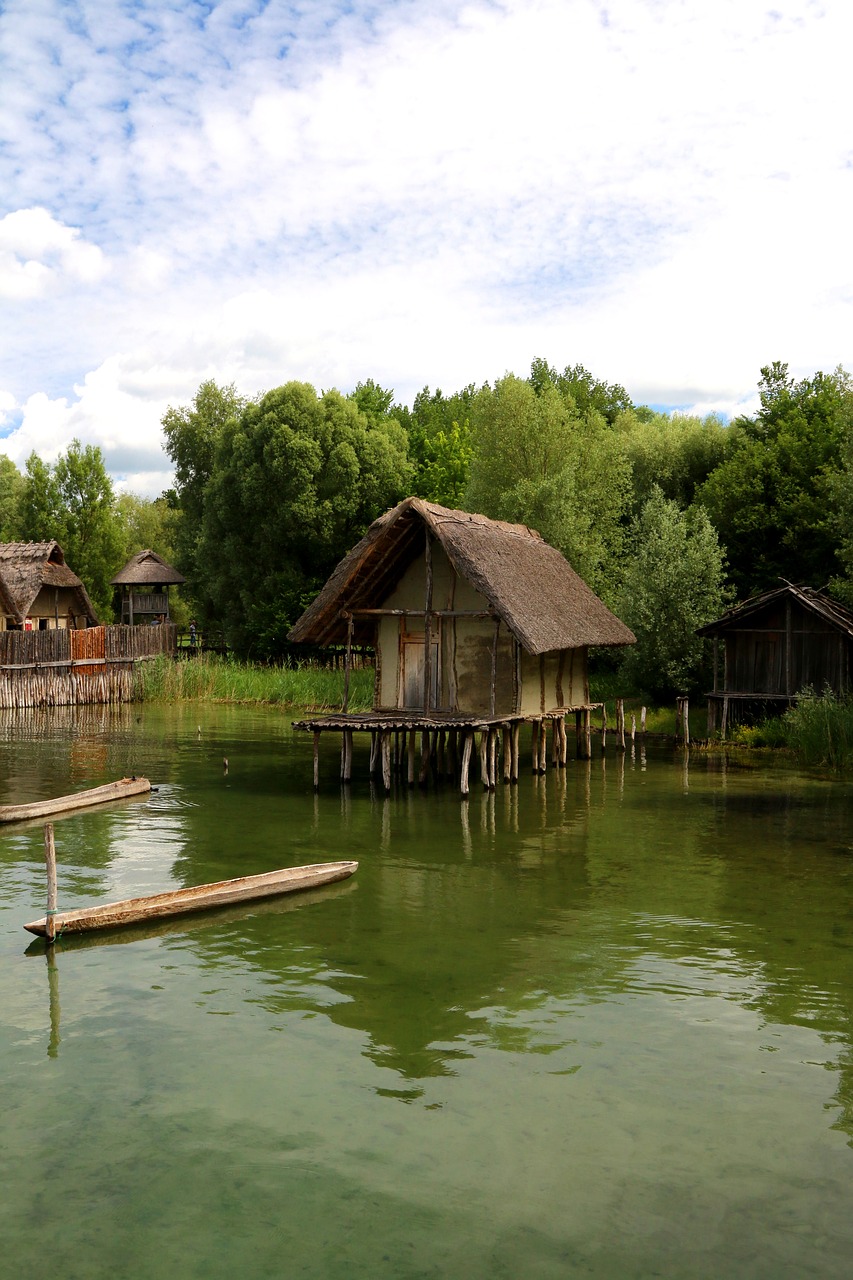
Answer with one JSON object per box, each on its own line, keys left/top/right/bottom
{"left": 313, "top": 731, "right": 320, "bottom": 791}
{"left": 44, "top": 822, "right": 57, "bottom": 945}
{"left": 616, "top": 699, "right": 626, "bottom": 752}
{"left": 460, "top": 730, "right": 473, "bottom": 797}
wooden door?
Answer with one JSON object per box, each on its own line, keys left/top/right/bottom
{"left": 401, "top": 638, "right": 439, "bottom": 709}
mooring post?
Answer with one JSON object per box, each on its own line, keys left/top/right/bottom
{"left": 616, "top": 699, "right": 626, "bottom": 752}
{"left": 313, "top": 731, "right": 321, "bottom": 791}
{"left": 44, "top": 822, "right": 57, "bottom": 945}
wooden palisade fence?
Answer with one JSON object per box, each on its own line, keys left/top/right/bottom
{"left": 0, "top": 624, "right": 176, "bottom": 710}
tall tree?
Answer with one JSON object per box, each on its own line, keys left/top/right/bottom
{"left": 19, "top": 441, "right": 123, "bottom": 616}
{"left": 466, "top": 374, "right": 631, "bottom": 600}
{"left": 697, "top": 363, "right": 845, "bottom": 598}
{"left": 618, "top": 486, "right": 730, "bottom": 700}
{"left": 528, "top": 357, "right": 633, "bottom": 424}
{"left": 0, "top": 455, "right": 24, "bottom": 539}
{"left": 161, "top": 380, "right": 247, "bottom": 617}
{"left": 200, "top": 381, "right": 412, "bottom": 657}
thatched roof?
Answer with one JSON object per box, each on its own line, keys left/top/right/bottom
{"left": 111, "top": 549, "right": 186, "bottom": 586}
{"left": 288, "top": 497, "right": 635, "bottom": 654}
{"left": 697, "top": 583, "right": 853, "bottom": 639}
{"left": 0, "top": 542, "right": 99, "bottom": 624}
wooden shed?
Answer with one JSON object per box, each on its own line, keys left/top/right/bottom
{"left": 288, "top": 498, "right": 635, "bottom": 790}
{"left": 697, "top": 583, "right": 853, "bottom": 735}
{"left": 0, "top": 542, "right": 98, "bottom": 631}
{"left": 111, "top": 549, "right": 186, "bottom": 624}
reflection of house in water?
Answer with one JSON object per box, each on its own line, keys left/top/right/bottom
{"left": 698, "top": 583, "right": 853, "bottom": 736}
{"left": 289, "top": 498, "right": 635, "bottom": 793}
{"left": 0, "top": 541, "right": 98, "bottom": 631}
{"left": 111, "top": 549, "right": 186, "bottom": 625}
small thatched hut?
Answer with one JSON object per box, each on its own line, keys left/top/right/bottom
{"left": 0, "top": 542, "right": 98, "bottom": 630}
{"left": 111, "top": 549, "right": 186, "bottom": 624}
{"left": 288, "top": 498, "right": 635, "bottom": 790}
{"left": 697, "top": 583, "right": 853, "bottom": 735}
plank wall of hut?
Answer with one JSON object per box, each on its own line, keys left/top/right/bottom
{"left": 0, "top": 623, "right": 177, "bottom": 709}
{"left": 373, "top": 540, "right": 588, "bottom": 716}
{"left": 699, "top": 586, "right": 853, "bottom": 736}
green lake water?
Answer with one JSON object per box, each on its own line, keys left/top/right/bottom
{"left": 2, "top": 703, "right": 853, "bottom": 1279}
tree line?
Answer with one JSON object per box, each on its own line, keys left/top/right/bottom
{"left": 1, "top": 358, "right": 851, "bottom": 699}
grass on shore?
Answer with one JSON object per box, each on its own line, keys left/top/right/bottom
{"left": 730, "top": 689, "right": 853, "bottom": 769}
{"left": 133, "top": 654, "right": 374, "bottom": 711}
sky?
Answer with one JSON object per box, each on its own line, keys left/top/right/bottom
{"left": 1, "top": 0, "right": 852, "bottom": 497}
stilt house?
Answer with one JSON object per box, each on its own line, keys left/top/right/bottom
{"left": 697, "top": 583, "right": 853, "bottom": 735}
{"left": 111, "top": 549, "right": 186, "bottom": 624}
{"left": 290, "top": 498, "right": 634, "bottom": 715}
{"left": 288, "top": 499, "right": 635, "bottom": 790}
{"left": 0, "top": 542, "right": 98, "bottom": 631}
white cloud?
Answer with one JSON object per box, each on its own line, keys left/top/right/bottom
{"left": 0, "top": 208, "right": 107, "bottom": 299}
{"left": 1, "top": 0, "right": 853, "bottom": 490}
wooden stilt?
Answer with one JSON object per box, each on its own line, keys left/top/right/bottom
{"left": 381, "top": 731, "right": 392, "bottom": 792}
{"left": 641, "top": 706, "right": 647, "bottom": 735}
{"left": 631, "top": 712, "right": 636, "bottom": 744}
{"left": 460, "top": 730, "right": 473, "bottom": 797}
{"left": 419, "top": 730, "right": 432, "bottom": 786}
{"left": 601, "top": 704, "right": 608, "bottom": 753}
{"left": 313, "top": 731, "right": 321, "bottom": 791}
{"left": 479, "top": 730, "right": 490, "bottom": 789}
{"left": 407, "top": 729, "right": 416, "bottom": 787}
{"left": 583, "top": 708, "right": 592, "bottom": 760}
{"left": 616, "top": 699, "right": 626, "bottom": 752}
{"left": 511, "top": 722, "right": 520, "bottom": 783}
{"left": 539, "top": 719, "right": 548, "bottom": 773}
{"left": 489, "top": 728, "right": 498, "bottom": 790}
{"left": 44, "top": 822, "right": 57, "bottom": 945}
{"left": 531, "top": 720, "right": 540, "bottom": 774}
{"left": 369, "top": 731, "right": 379, "bottom": 775}
{"left": 341, "top": 728, "right": 353, "bottom": 782}
{"left": 502, "top": 726, "right": 512, "bottom": 783}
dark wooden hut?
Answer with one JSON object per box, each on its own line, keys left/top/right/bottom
{"left": 0, "top": 542, "right": 98, "bottom": 631}
{"left": 288, "top": 498, "right": 635, "bottom": 790}
{"left": 697, "top": 583, "right": 853, "bottom": 735}
{"left": 111, "top": 549, "right": 186, "bottom": 624}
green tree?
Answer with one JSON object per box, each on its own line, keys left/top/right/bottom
{"left": 466, "top": 374, "right": 631, "bottom": 600}
{"left": 528, "top": 357, "right": 632, "bottom": 424}
{"left": 200, "top": 381, "right": 413, "bottom": 657}
{"left": 697, "top": 363, "right": 845, "bottom": 598}
{"left": 618, "top": 486, "right": 729, "bottom": 701}
{"left": 616, "top": 408, "right": 729, "bottom": 513}
{"left": 19, "top": 441, "right": 123, "bottom": 617}
{"left": 0, "top": 455, "right": 24, "bottom": 539}
{"left": 828, "top": 367, "right": 853, "bottom": 605}
{"left": 162, "top": 380, "right": 247, "bottom": 617}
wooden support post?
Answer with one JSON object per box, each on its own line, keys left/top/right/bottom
{"left": 511, "top": 722, "right": 520, "bottom": 783}
{"left": 707, "top": 698, "right": 716, "bottom": 737}
{"left": 489, "top": 728, "right": 498, "bottom": 790}
{"left": 583, "top": 708, "right": 592, "bottom": 759}
{"left": 438, "top": 730, "right": 446, "bottom": 778}
{"left": 479, "top": 730, "right": 490, "bottom": 789}
{"left": 460, "top": 730, "right": 473, "bottom": 797}
{"left": 539, "top": 720, "right": 548, "bottom": 773}
{"left": 502, "top": 726, "right": 512, "bottom": 782}
{"left": 531, "top": 720, "right": 540, "bottom": 774}
{"left": 342, "top": 613, "right": 354, "bottom": 712}
{"left": 631, "top": 712, "right": 636, "bottom": 743}
{"left": 641, "top": 706, "right": 647, "bottom": 735}
{"left": 601, "top": 704, "right": 608, "bottom": 753}
{"left": 45, "top": 822, "right": 57, "bottom": 944}
{"left": 341, "top": 728, "right": 353, "bottom": 782}
{"left": 680, "top": 697, "right": 690, "bottom": 746}
{"left": 616, "top": 699, "right": 626, "bottom": 751}
{"left": 419, "top": 730, "right": 432, "bottom": 786}
{"left": 407, "top": 729, "right": 417, "bottom": 787}
{"left": 559, "top": 717, "right": 568, "bottom": 767}
{"left": 381, "top": 731, "right": 392, "bottom": 792}
{"left": 423, "top": 529, "right": 433, "bottom": 711}
{"left": 369, "top": 731, "right": 379, "bottom": 775}
{"left": 720, "top": 696, "right": 729, "bottom": 741}
{"left": 313, "top": 731, "right": 321, "bottom": 791}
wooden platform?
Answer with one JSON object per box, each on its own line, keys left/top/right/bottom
{"left": 292, "top": 706, "right": 611, "bottom": 795}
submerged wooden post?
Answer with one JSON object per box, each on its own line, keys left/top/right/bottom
{"left": 531, "top": 720, "right": 540, "bottom": 775}
{"left": 631, "top": 712, "right": 636, "bottom": 744}
{"left": 44, "top": 823, "right": 57, "bottom": 945}
{"left": 511, "top": 722, "right": 520, "bottom": 783}
{"left": 583, "top": 708, "right": 592, "bottom": 759}
{"left": 502, "top": 726, "right": 512, "bottom": 783}
{"left": 601, "top": 704, "right": 608, "bottom": 753}
{"left": 616, "top": 699, "right": 626, "bottom": 752}
{"left": 381, "top": 731, "right": 392, "bottom": 792}
{"left": 407, "top": 730, "right": 417, "bottom": 786}
{"left": 641, "top": 706, "right": 647, "bottom": 735}
{"left": 313, "top": 731, "right": 321, "bottom": 791}
{"left": 479, "top": 730, "right": 490, "bottom": 789}
{"left": 489, "top": 728, "right": 498, "bottom": 790}
{"left": 460, "top": 730, "right": 473, "bottom": 797}
{"left": 539, "top": 720, "right": 548, "bottom": 773}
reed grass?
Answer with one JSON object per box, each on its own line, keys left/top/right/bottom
{"left": 132, "top": 655, "right": 374, "bottom": 711}
{"left": 780, "top": 689, "right": 853, "bottom": 768}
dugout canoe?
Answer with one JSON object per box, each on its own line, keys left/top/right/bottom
{"left": 0, "top": 777, "right": 152, "bottom": 824}
{"left": 23, "top": 861, "right": 358, "bottom": 937}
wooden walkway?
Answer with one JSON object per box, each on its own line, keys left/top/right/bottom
{"left": 292, "top": 705, "right": 617, "bottom": 796}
